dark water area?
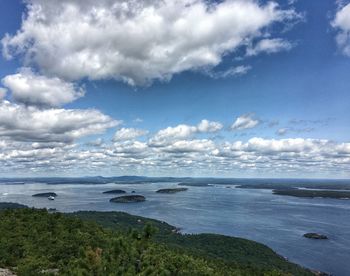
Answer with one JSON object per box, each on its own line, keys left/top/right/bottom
{"left": 1, "top": 179, "right": 350, "bottom": 276}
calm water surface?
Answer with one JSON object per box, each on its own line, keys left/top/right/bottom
{"left": 1, "top": 182, "right": 350, "bottom": 276}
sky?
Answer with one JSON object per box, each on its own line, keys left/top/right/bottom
{"left": 0, "top": 0, "right": 349, "bottom": 178}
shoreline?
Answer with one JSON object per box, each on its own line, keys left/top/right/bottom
{"left": 0, "top": 202, "right": 324, "bottom": 275}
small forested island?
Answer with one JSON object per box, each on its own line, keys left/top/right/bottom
{"left": 236, "top": 184, "right": 297, "bottom": 190}
{"left": 156, "top": 188, "right": 188, "bottom": 193}
{"left": 102, "top": 189, "right": 126, "bottom": 194}
{"left": 110, "top": 195, "right": 146, "bottom": 203}
{"left": 32, "top": 192, "right": 57, "bottom": 197}
{"left": 178, "top": 182, "right": 210, "bottom": 187}
{"left": 0, "top": 205, "right": 313, "bottom": 276}
{"left": 273, "top": 189, "right": 350, "bottom": 199}
{"left": 303, "top": 233, "right": 328, "bottom": 240}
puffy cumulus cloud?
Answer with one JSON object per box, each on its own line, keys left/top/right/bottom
{"left": 332, "top": 3, "right": 350, "bottom": 56}
{"left": 0, "top": 101, "right": 119, "bottom": 143}
{"left": 336, "top": 142, "right": 350, "bottom": 154}
{"left": 149, "top": 120, "right": 222, "bottom": 146}
{"left": 246, "top": 38, "right": 294, "bottom": 56}
{"left": 2, "top": 68, "right": 84, "bottom": 107}
{"left": 149, "top": 124, "right": 197, "bottom": 146}
{"left": 231, "top": 114, "right": 260, "bottom": 130}
{"left": 2, "top": 0, "right": 301, "bottom": 85}
{"left": 197, "top": 119, "right": 223, "bottom": 133}
{"left": 113, "top": 128, "right": 148, "bottom": 141}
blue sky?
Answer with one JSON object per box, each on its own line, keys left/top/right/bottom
{"left": 0, "top": 0, "right": 349, "bottom": 178}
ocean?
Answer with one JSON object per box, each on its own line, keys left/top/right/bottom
{"left": 1, "top": 180, "right": 349, "bottom": 275}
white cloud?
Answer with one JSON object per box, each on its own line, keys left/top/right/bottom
{"left": 113, "top": 127, "right": 148, "bottom": 141}
{"left": 276, "top": 128, "right": 288, "bottom": 136}
{"left": 162, "top": 139, "right": 215, "bottom": 153}
{"left": 206, "top": 65, "right": 252, "bottom": 79}
{"left": 332, "top": 3, "right": 350, "bottom": 56}
{"left": 246, "top": 38, "right": 294, "bottom": 56}
{"left": 0, "top": 87, "right": 7, "bottom": 100}
{"left": 113, "top": 140, "right": 148, "bottom": 154}
{"left": 231, "top": 114, "right": 260, "bottom": 130}
{"left": 0, "top": 100, "right": 119, "bottom": 142}
{"left": 149, "top": 119, "right": 222, "bottom": 146}
{"left": 2, "top": 68, "right": 84, "bottom": 107}
{"left": 244, "top": 137, "right": 318, "bottom": 153}
{"left": 150, "top": 124, "right": 197, "bottom": 146}
{"left": 215, "top": 138, "right": 349, "bottom": 166}
{"left": 336, "top": 142, "right": 350, "bottom": 154}
{"left": 197, "top": 119, "right": 223, "bottom": 133}
{"left": 133, "top": 118, "right": 143, "bottom": 124}
{"left": 2, "top": 0, "right": 301, "bottom": 85}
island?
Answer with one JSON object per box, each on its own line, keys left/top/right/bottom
{"left": 236, "top": 182, "right": 350, "bottom": 191}
{"left": 32, "top": 192, "right": 57, "bottom": 197}
{"left": 178, "top": 182, "right": 210, "bottom": 187}
{"left": 273, "top": 189, "right": 350, "bottom": 199}
{"left": 236, "top": 184, "right": 297, "bottom": 190}
{"left": 110, "top": 195, "right": 146, "bottom": 203}
{"left": 156, "top": 188, "right": 188, "bottom": 193}
{"left": 303, "top": 233, "right": 328, "bottom": 240}
{"left": 102, "top": 189, "right": 126, "bottom": 194}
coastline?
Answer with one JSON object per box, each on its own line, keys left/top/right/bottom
{"left": 0, "top": 202, "right": 318, "bottom": 275}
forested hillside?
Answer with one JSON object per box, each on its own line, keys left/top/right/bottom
{"left": 0, "top": 208, "right": 312, "bottom": 275}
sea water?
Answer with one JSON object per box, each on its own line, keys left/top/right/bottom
{"left": 1, "top": 181, "right": 350, "bottom": 276}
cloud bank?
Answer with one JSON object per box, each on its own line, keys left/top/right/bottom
{"left": 2, "top": 0, "right": 300, "bottom": 85}
{"left": 0, "top": 126, "right": 349, "bottom": 177}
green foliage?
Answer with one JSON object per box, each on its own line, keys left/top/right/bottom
{"left": 0, "top": 209, "right": 312, "bottom": 275}
{"left": 73, "top": 211, "right": 312, "bottom": 275}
